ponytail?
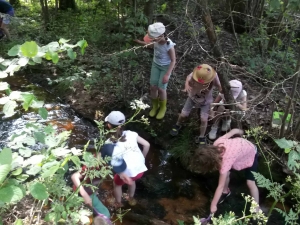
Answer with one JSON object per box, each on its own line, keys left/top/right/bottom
{"left": 107, "top": 123, "right": 126, "bottom": 143}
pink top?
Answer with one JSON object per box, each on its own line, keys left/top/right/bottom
{"left": 214, "top": 135, "right": 256, "bottom": 174}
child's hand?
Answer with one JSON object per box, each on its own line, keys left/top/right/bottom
{"left": 83, "top": 195, "right": 93, "bottom": 208}
{"left": 210, "top": 204, "right": 217, "bottom": 213}
{"left": 120, "top": 173, "right": 133, "bottom": 185}
{"left": 133, "top": 39, "right": 141, "bottom": 44}
{"left": 183, "top": 83, "right": 192, "bottom": 93}
{"left": 162, "top": 74, "right": 169, "bottom": 84}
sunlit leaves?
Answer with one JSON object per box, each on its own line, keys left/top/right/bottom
{"left": 20, "top": 41, "right": 38, "bottom": 58}
{"left": 3, "top": 100, "right": 17, "bottom": 117}
{"left": 0, "top": 82, "right": 9, "bottom": 91}
{"left": 29, "top": 182, "right": 49, "bottom": 200}
{"left": 0, "top": 71, "right": 8, "bottom": 78}
{"left": 22, "top": 93, "right": 35, "bottom": 111}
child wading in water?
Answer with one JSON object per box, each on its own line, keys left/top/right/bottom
{"left": 195, "top": 128, "right": 260, "bottom": 214}
{"left": 134, "top": 22, "right": 176, "bottom": 119}
{"left": 71, "top": 145, "right": 123, "bottom": 225}
{"left": 208, "top": 79, "right": 247, "bottom": 140}
{"left": 105, "top": 111, "right": 150, "bottom": 207}
{"left": 170, "top": 64, "right": 222, "bottom": 145}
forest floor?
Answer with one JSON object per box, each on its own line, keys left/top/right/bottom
{"left": 4, "top": 12, "right": 299, "bottom": 225}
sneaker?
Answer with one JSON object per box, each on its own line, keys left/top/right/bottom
{"left": 170, "top": 124, "right": 182, "bottom": 136}
{"left": 208, "top": 125, "right": 218, "bottom": 140}
{"left": 221, "top": 119, "right": 231, "bottom": 132}
{"left": 195, "top": 136, "right": 207, "bottom": 145}
{"left": 218, "top": 191, "right": 231, "bottom": 204}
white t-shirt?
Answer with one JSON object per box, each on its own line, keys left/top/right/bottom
{"left": 106, "top": 130, "right": 147, "bottom": 177}
{"left": 153, "top": 38, "right": 176, "bottom": 66}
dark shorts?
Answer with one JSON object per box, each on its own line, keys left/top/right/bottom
{"left": 244, "top": 152, "right": 258, "bottom": 181}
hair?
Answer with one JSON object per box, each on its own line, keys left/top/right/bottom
{"left": 163, "top": 33, "right": 170, "bottom": 45}
{"left": 106, "top": 123, "right": 126, "bottom": 143}
{"left": 194, "top": 145, "right": 225, "bottom": 174}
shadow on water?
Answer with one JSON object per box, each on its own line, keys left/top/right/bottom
{"left": 1, "top": 75, "right": 298, "bottom": 225}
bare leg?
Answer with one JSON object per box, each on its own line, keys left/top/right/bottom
{"left": 128, "top": 181, "right": 136, "bottom": 199}
{"left": 113, "top": 182, "right": 123, "bottom": 204}
{"left": 200, "top": 117, "right": 208, "bottom": 137}
{"left": 247, "top": 180, "right": 259, "bottom": 204}
{"left": 150, "top": 85, "right": 158, "bottom": 99}
{"left": 176, "top": 114, "right": 186, "bottom": 126}
{"left": 158, "top": 88, "right": 167, "bottom": 101}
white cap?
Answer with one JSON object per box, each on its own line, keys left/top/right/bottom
{"left": 105, "top": 111, "right": 125, "bottom": 126}
{"left": 148, "top": 22, "right": 165, "bottom": 38}
{"left": 229, "top": 80, "right": 243, "bottom": 99}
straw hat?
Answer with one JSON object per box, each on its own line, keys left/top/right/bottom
{"left": 192, "top": 64, "right": 216, "bottom": 84}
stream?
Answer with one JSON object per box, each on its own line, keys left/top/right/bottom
{"left": 0, "top": 74, "right": 294, "bottom": 225}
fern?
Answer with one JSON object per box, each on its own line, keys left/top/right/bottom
{"left": 275, "top": 208, "right": 300, "bottom": 225}
{"left": 252, "top": 172, "right": 285, "bottom": 201}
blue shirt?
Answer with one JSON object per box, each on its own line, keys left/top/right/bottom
{"left": 0, "top": 0, "right": 13, "bottom": 13}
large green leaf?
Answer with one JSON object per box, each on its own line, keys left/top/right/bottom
{"left": 0, "top": 164, "right": 11, "bottom": 184}
{"left": 67, "top": 48, "right": 77, "bottom": 60}
{"left": 38, "top": 107, "right": 48, "bottom": 120}
{"left": 7, "top": 45, "right": 20, "bottom": 57}
{"left": 26, "top": 166, "right": 42, "bottom": 175}
{"left": 41, "top": 164, "right": 60, "bottom": 178}
{"left": 11, "top": 168, "right": 22, "bottom": 176}
{"left": 0, "top": 185, "right": 24, "bottom": 203}
{"left": 274, "top": 138, "right": 294, "bottom": 149}
{"left": 51, "top": 52, "right": 59, "bottom": 64}
{"left": 29, "top": 182, "right": 49, "bottom": 200}
{"left": 19, "top": 148, "right": 32, "bottom": 157}
{"left": 20, "top": 41, "right": 38, "bottom": 58}
{"left": 3, "top": 103, "right": 17, "bottom": 115}
{"left": 22, "top": 93, "right": 35, "bottom": 111}
{"left": 0, "top": 148, "right": 12, "bottom": 165}
{"left": 34, "top": 132, "right": 46, "bottom": 144}
{"left": 76, "top": 40, "right": 88, "bottom": 55}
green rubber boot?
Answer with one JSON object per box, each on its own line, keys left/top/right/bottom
{"left": 156, "top": 100, "right": 167, "bottom": 120}
{"left": 149, "top": 98, "right": 160, "bottom": 117}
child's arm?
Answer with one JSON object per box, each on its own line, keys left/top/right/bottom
{"left": 210, "top": 172, "right": 229, "bottom": 213}
{"left": 133, "top": 39, "right": 154, "bottom": 48}
{"left": 71, "top": 172, "right": 92, "bottom": 207}
{"left": 137, "top": 135, "right": 150, "bottom": 158}
{"left": 183, "top": 73, "right": 193, "bottom": 92}
{"left": 119, "top": 172, "right": 133, "bottom": 185}
{"left": 162, "top": 48, "right": 176, "bottom": 84}
{"left": 219, "top": 128, "right": 244, "bottom": 140}
{"left": 236, "top": 95, "right": 247, "bottom": 110}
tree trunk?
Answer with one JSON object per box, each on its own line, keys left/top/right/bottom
{"left": 40, "top": 0, "right": 50, "bottom": 29}
{"left": 199, "top": 0, "right": 223, "bottom": 59}
{"left": 279, "top": 49, "right": 300, "bottom": 138}
{"left": 59, "top": 0, "right": 76, "bottom": 10}
{"left": 144, "top": 0, "right": 155, "bottom": 24}
{"left": 225, "top": 0, "right": 264, "bottom": 33}
{"left": 267, "top": 0, "right": 289, "bottom": 50}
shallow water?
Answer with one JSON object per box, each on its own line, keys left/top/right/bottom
{"left": 0, "top": 74, "right": 295, "bottom": 225}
